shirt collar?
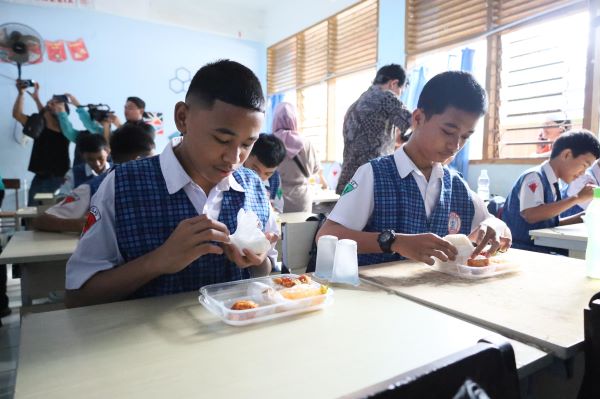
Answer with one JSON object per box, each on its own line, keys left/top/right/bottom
{"left": 159, "top": 137, "right": 244, "bottom": 195}
{"left": 85, "top": 162, "right": 110, "bottom": 177}
{"left": 394, "top": 146, "right": 444, "bottom": 180}
{"left": 541, "top": 160, "right": 558, "bottom": 185}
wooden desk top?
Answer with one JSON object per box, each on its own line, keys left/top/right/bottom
{"left": 529, "top": 223, "right": 587, "bottom": 242}
{"left": 0, "top": 230, "right": 79, "bottom": 264}
{"left": 359, "top": 249, "right": 600, "bottom": 359}
{"left": 16, "top": 207, "right": 39, "bottom": 218}
{"left": 16, "top": 285, "right": 547, "bottom": 399}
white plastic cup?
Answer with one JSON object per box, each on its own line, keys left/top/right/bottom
{"left": 315, "top": 235, "right": 338, "bottom": 279}
{"left": 331, "top": 239, "right": 360, "bottom": 286}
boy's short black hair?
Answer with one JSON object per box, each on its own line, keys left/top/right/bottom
{"left": 110, "top": 124, "right": 156, "bottom": 164}
{"left": 76, "top": 133, "right": 108, "bottom": 154}
{"left": 550, "top": 129, "right": 600, "bottom": 159}
{"left": 250, "top": 133, "right": 286, "bottom": 168}
{"left": 373, "top": 64, "right": 406, "bottom": 86}
{"left": 186, "top": 59, "right": 265, "bottom": 112}
{"left": 127, "top": 96, "right": 146, "bottom": 110}
{"left": 417, "top": 71, "right": 487, "bottom": 118}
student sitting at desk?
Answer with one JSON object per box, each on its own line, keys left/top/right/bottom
{"left": 58, "top": 134, "right": 111, "bottom": 196}
{"left": 316, "top": 71, "right": 511, "bottom": 266}
{"left": 243, "top": 133, "right": 286, "bottom": 212}
{"left": 65, "top": 60, "right": 278, "bottom": 307}
{"left": 32, "top": 124, "right": 155, "bottom": 233}
{"left": 502, "top": 130, "right": 600, "bottom": 253}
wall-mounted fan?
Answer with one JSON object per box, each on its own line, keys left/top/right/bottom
{"left": 0, "top": 23, "right": 44, "bottom": 80}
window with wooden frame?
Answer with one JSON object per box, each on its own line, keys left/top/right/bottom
{"left": 267, "top": 0, "right": 378, "bottom": 162}
{"left": 405, "top": 0, "right": 592, "bottom": 163}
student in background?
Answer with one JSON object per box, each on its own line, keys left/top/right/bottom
{"left": 243, "top": 133, "right": 286, "bottom": 213}
{"left": 58, "top": 134, "right": 111, "bottom": 196}
{"left": 32, "top": 124, "right": 155, "bottom": 233}
{"left": 65, "top": 60, "right": 278, "bottom": 308}
{"left": 12, "top": 81, "right": 70, "bottom": 205}
{"left": 317, "top": 71, "right": 511, "bottom": 266}
{"left": 562, "top": 159, "right": 600, "bottom": 216}
{"left": 535, "top": 117, "right": 571, "bottom": 155}
{"left": 273, "top": 102, "right": 327, "bottom": 213}
{"left": 503, "top": 130, "right": 600, "bottom": 253}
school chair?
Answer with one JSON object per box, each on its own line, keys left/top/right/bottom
{"left": 354, "top": 338, "right": 521, "bottom": 399}
{"left": 577, "top": 291, "right": 600, "bottom": 399}
{"left": 487, "top": 195, "right": 506, "bottom": 219}
{"left": 0, "top": 179, "right": 21, "bottom": 232}
{"left": 280, "top": 216, "right": 322, "bottom": 275}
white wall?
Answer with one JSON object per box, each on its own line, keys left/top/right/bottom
{"left": 0, "top": 2, "right": 265, "bottom": 209}
{"left": 468, "top": 164, "right": 531, "bottom": 198}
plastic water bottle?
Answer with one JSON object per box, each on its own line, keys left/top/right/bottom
{"left": 477, "top": 169, "right": 490, "bottom": 201}
{"left": 584, "top": 188, "right": 600, "bottom": 278}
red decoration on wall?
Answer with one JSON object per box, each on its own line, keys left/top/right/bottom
{"left": 45, "top": 40, "right": 67, "bottom": 62}
{"left": 66, "top": 38, "right": 89, "bottom": 61}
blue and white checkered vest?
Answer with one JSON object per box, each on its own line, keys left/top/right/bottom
{"left": 114, "top": 156, "right": 270, "bottom": 299}
{"left": 359, "top": 155, "right": 475, "bottom": 266}
{"left": 502, "top": 165, "right": 557, "bottom": 252}
{"left": 73, "top": 163, "right": 95, "bottom": 188}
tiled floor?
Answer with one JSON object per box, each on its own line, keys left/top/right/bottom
{"left": 1, "top": 266, "right": 22, "bottom": 399}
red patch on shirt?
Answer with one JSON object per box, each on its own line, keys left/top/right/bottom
{"left": 81, "top": 206, "right": 101, "bottom": 235}
{"left": 528, "top": 182, "right": 538, "bottom": 193}
{"left": 62, "top": 195, "right": 78, "bottom": 204}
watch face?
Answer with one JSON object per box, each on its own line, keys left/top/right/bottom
{"left": 380, "top": 231, "right": 392, "bottom": 242}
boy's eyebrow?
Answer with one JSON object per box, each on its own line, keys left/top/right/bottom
{"left": 443, "top": 122, "right": 475, "bottom": 134}
{"left": 214, "top": 128, "right": 238, "bottom": 136}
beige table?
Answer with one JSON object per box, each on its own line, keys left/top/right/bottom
{"left": 0, "top": 230, "right": 79, "bottom": 305}
{"left": 278, "top": 211, "right": 316, "bottom": 224}
{"left": 359, "top": 249, "right": 600, "bottom": 359}
{"left": 312, "top": 189, "right": 340, "bottom": 203}
{"left": 16, "top": 286, "right": 548, "bottom": 399}
{"left": 32, "top": 192, "right": 55, "bottom": 206}
{"left": 530, "top": 223, "right": 587, "bottom": 259}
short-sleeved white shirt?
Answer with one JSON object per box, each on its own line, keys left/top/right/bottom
{"left": 58, "top": 163, "right": 110, "bottom": 196}
{"left": 45, "top": 184, "right": 92, "bottom": 220}
{"left": 566, "top": 161, "right": 600, "bottom": 210}
{"left": 519, "top": 161, "right": 560, "bottom": 212}
{"left": 328, "top": 146, "right": 508, "bottom": 235}
{"left": 66, "top": 138, "right": 279, "bottom": 290}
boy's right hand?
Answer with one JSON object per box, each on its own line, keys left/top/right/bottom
{"left": 156, "top": 215, "right": 230, "bottom": 274}
{"left": 391, "top": 232, "right": 458, "bottom": 265}
{"left": 576, "top": 184, "right": 597, "bottom": 203}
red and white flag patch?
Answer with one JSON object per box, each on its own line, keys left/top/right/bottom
{"left": 62, "top": 193, "right": 80, "bottom": 205}
{"left": 82, "top": 206, "right": 101, "bottom": 235}
{"left": 528, "top": 182, "right": 538, "bottom": 193}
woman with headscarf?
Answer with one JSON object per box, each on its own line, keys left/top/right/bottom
{"left": 272, "top": 102, "right": 327, "bottom": 213}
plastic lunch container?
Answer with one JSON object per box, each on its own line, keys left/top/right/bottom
{"left": 431, "top": 255, "right": 519, "bottom": 280}
{"left": 198, "top": 274, "right": 334, "bottom": 326}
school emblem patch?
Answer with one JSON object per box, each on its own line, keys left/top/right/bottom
{"left": 341, "top": 180, "right": 358, "bottom": 196}
{"left": 528, "top": 182, "right": 538, "bottom": 193}
{"left": 82, "top": 206, "right": 101, "bottom": 235}
{"left": 62, "top": 193, "right": 80, "bottom": 205}
{"left": 448, "top": 211, "right": 462, "bottom": 234}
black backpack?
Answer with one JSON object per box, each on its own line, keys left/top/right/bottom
{"left": 23, "top": 113, "right": 45, "bottom": 140}
{"left": 304, "top": 213, "right": 328, "bottom": 273}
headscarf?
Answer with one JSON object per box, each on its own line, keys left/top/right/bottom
{"left": 272, "top": 102, "right": 304, "bottom": 159}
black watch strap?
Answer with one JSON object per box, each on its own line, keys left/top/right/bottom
{"left": 378, "top": 230, "right": 396, "bottom": 254}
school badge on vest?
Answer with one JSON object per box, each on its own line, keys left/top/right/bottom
{"left": 448, "top": 211, "right": 461, "bottom": 234}
{"left": 82, "top": 206, "right": 101, "bottom": 235}
{"left": 341, "top": 180, "right": 358, "bottom": 196}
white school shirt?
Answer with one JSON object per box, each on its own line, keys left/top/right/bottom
{"left": 328, "top": 146, "right": 508, "bottom": 236}
{"left": 45, "top": 183, "right": 92, "bottom": 220}
{"left": 519, "top": 161, "right": 560, "bottom": 212}
{"left": 566, "top": 162, "right": 600, "bottom": 210}
{"left": 66, "top": 138, "right": 279, "bottom": 290}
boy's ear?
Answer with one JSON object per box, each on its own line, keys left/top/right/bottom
{"left": 412, "top": 108, "right": 425, "bottom": 130}
{"left": 174, "top": 101, "right": 188, "bottom": 134}
{"left": 561, "top": 148, "right": 573, "bottom": 160}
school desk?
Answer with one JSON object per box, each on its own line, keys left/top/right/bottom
{"left": 32, "top": 192, "right": 55, "bottom": 206}
{"left": 15, "top": 285, "right": 548, "bottom": 399}
{"left": 0, "top": 230, "right": 79, "bottom": 306}
{"left": 359, "top": 249, "right": 600, "bottom": 359}
{"left": 529, "top": 223, "right": 587, "bottom": 259}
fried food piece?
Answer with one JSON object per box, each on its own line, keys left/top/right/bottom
{"left": 231, "top": 300, "right": 259, "bottom": 310}
{"left": 467, "top": 255, "right": 490, "bottom": 267}
{"left": 273, "top": 276, "right": 300, "bottom": 288}
{"left": 298, "top": 274, "right": 311, "bottom": 284}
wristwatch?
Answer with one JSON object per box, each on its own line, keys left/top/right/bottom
{"left": 377, "top": 230, "right": 396, "bottom": 253}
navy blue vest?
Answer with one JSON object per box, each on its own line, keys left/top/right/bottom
{"left": 72, "top": 163, "right": 96, "bottom": 188}
{"left": 114, "top": 156, "right": 270, "bottom": 299}
{"left": 359, "top": 155, "right": 475, "bottom": 266}
{"left": 502, "top": 166, "right": 558, "bottom": 252}
{"left": 267, "top": 170, "right": 281, "bottom": 199}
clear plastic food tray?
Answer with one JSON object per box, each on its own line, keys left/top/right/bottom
{"left": 198, "top": 274, "right": 334, "bottom": 326}
{"left": 431, "top": 255, "right": 519, "bottom": 279}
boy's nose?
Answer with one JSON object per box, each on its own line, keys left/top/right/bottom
{"left": 223, "top": 146, "right": 241, "bottom": 164}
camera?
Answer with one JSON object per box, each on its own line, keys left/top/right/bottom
{"left": 52, "top": 94, "right": 69, "bottom": 103}
{"left": 86, "top": 104, "right": 113, "bottom": 122}
{"left": 17, "top": 79, "right": 35, "bottom": 89}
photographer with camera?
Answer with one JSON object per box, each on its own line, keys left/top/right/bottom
{"left": 12, "top": 80, "right": 71, "bottom": 205}
{"left": 108, "top": 96, "right": 155, "bottom": 139}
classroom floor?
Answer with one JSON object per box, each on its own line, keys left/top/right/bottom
{"left": 1, "top": 266, "right": 21, "bottom": 399}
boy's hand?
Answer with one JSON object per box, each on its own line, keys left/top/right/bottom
{"left": 156, "top": 215, "right": 230, "bottom": 274}
{"left": 469, "top": 224, "right": 511, "bottom": 257}
{"left": 223, "top": 232, "right": 278, "bottom": 268}
{"left": 576, "top": 184, "right": 597, "bottom": 204}
{"left": 391, "top": 233, "right": 458, "bottom": 265}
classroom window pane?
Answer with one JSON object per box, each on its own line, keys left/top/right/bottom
{"left": 298, "top": 83, "right": 327, "bottom": 161}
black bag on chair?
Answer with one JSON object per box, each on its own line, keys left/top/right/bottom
{"left": 305, "top": 213, "right": 328, "bottom": 273}
{"left": 578, "top": 292, "right": 600, "bottom": 399}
